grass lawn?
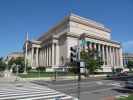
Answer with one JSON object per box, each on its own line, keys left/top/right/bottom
{"left": 19, "top": 71, "right": 75, "bottom": 78}
{"left": 117, "top": 95, "right": 133, "bottom": 100}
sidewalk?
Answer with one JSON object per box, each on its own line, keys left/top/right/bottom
{"left": 19, "top": 74, "right": 107, "bottom": 81}
{"left": 0, "top": 74, "right": 107, "bottom": 83}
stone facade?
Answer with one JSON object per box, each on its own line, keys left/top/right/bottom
{"left": 24, "top": 13, "right": 123, "bottom": 72}
{"left": 123, "top": 53, "right": 133, "bottom": 67}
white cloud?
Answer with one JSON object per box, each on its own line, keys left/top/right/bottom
{"left": 122, "top": 40, "right": 133, "bottom": 53}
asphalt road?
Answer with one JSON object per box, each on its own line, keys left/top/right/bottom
{"left": 32, "top": 78, "right": 133, "bottom": 100}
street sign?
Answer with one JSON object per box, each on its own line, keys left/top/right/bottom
{"left": 80, "top": 61, "right": 85, "bottom": 68}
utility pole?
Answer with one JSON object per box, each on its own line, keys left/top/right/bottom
{"left": 24, "top": 32, "right": 28, "bottom": 74}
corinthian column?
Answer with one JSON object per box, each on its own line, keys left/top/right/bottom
{"left": 108, "top": 46, "right": 111, "bottom": 66}
{"left": 106, "top": 45, "right": 109, "bottom": 66}
{"left": 36, "top": 48, "right": 39, "bottom": 67}
{"left": 43, "top": 49, "right": 45, "bottom": 67}
{"left": 46, "top": 46, "right": 49, "bottom": 66}
{"left": 119, "top": 48, "right": 123, "bottom": 67}
{"left": 102, "top": 44, "right": 105, "bottom": 66}
{"left": 115, "top": 48, "right": 118, "bottom": 67}
{"left": 52, "top": 43, "right": 55, "bottom": 67}
{"left": 56, "top": 42, "right": 59, "bottom": 67}
{"left": 116, "top": 48, "right": 120, "bottom": 67}
{"left": 42, "top": 49, "right": 44, "bottom": 66}
{"left": 93, "top": 43, "right": 97, "bottom": 59}
{"left": 98, "top": 44, "right": 101, "bottom": 57}
{"left": 31, "top": 47, "right": 34, "bottom": 68}
{"left": 49, "top": 46, "right": 51, "bottom": 66}
{"left": 112, "top": 47, "right": 115, "bottom": 68}
{"left": 44, "top": 48, "right": 46, "bottom": 66}
{"left": 110, "top": 47, "right": 113, "bottom": 67}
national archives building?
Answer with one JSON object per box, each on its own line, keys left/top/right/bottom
{"left": 24, "top": 13, "right": 123, "bottom": 72}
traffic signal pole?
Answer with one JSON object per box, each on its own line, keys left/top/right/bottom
{"left": 77, "top": 39, "right": 81, "bottom": 81}
{"left": 77, "top": 33, "right": 86, "bottom": 99}
{"left": 77, "top": 38, "right": 81, "bottom": 100}
{"left": 70, "top": 38, "right": 81, "bottom": 100}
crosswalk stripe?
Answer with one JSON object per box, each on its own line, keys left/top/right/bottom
{"left": 0, "top": 82, "right": 76, "bottom": 100}
{"left": 60, "top": 95, "right": 75, "bottom": 100}
{"left": 0, "top": 87, "right": 55, "bottom": 93}
{"left": 0, "top": 92, "right": 64, "bottom": 100}
{"left": 19, "top": 94, "right": 67, "bottom": 100}
{"left": 0, "top": 90, "right": 57, "bottom": 96}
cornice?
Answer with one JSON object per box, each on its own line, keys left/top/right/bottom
{"left": 67, "top": 32, "right": 120, "bottom": 45}
{"left": 69, "top": 14, "right": 111, "bottom": 33}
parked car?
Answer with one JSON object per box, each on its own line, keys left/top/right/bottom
{"left": 125, "top": 78, "right": 133, "bottom": 88}
{"left": 107, "top": 71, "right": 128, "bottom": 79}
{"left": 117, "top": 71, "right": 128, "bottom": 76}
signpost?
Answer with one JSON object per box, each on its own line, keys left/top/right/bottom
{"left": 69, "top": 33, "right": 87, "bottom": 100}
{"left": 76, "top": 33, "right": 87, "bottom": 100}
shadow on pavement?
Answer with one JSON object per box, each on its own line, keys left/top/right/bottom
{"left": 112, "top": 88, "right": 133, "bottom": 94}
{"left": 106, "top": 75, "right": 133, "bottom": 81}
{"left": 32, "top": 78, "right": 105, "bottom": 85}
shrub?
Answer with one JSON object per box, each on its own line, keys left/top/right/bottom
{"left": 36, "top": 67, "right": 46, "bottom": 72}
{"left": 115, "top": 68, "right": 123, "bottom": 73}
{"left": 68, "top": 67, "right": 78, "bottom": 74}
{"left": 27, "top": 66, "right": 32, "bottom": 72}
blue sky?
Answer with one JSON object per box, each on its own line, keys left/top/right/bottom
{"left": 0, "top": 0, "right": 133, "bottom": 56}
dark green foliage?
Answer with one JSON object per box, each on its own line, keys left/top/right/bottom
{"left": 36, "top": 67, "right": 46, "bottom": 72}
{"left": 27, "top": 66, "right": 32, "bottom": 72}
{"left": 115, "top": 68, "right": 123, "bottom": 73}
{"left": 80, "top": 49, "right": 103, "bottom": 74}
{"left": 117, "top": 94, "right": 133, "bottom": 100}
{"left": 127, "top": 60, "right": 133, "bottom": 71}
{"left": 68, "top": 67, "right": 78, "bottom": 74}
{"left": 0, "top": 57, "right": 6, "bottom": 71}
{"left": 8, "top": 57, "right": 25, "bottom": 73}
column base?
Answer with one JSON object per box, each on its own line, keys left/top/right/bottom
{"left": 99, "top": 65, "right": 113, "bottom": 72}
{"left": 45, "top": 68, "right": 54, "bottom": 72}
{"left": 23, "top": 71, "right": 27, "bottom": 74}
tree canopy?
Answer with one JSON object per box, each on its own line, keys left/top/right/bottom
{"left": 0, "top": 57, "right": 6, "bottom": 71}
{"left": 80, "top": 49, "right": 103, "bottom": 74}
{"left": 127, "top": 60, "right": 133, "bottom": 71}
{"left": 8, "top": 57, "right": 25, "bottom": 73}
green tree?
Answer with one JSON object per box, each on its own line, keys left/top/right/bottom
{"left": 0, "top": 57, "right": 7, "bottom": 71}
{"left": 80, "top": 49, "right": 103, "bottom": 74}
{"left": 127, "top": 60, "right": 133, "bottom": 71}
{"left": 8, "top": 57, "right": 25, "bottom": 73}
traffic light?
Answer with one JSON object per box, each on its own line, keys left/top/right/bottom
{"left": 70, "top": 46, "right": 77, "bottom": 63}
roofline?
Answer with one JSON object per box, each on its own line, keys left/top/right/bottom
{"left": 38, "top": 13, "right": 111, "bottom": 41}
